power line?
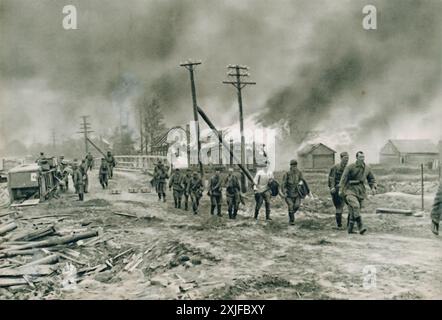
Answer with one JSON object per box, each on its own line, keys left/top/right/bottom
{"left": 180, "top": 59, "right": 204, "bottom": 177}
{"left": 77, "top": 115, "right": 94, "bottom": 154}
{"left": 222, "top": 64, "right": 256, "bottom": 170}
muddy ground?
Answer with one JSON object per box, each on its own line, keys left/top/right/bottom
{"left": 0, "top": 168, "right": 441, "bottom": 300}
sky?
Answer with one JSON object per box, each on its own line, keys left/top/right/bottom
{"left": 0, "top": 0, "right": 441, "bottom": 163}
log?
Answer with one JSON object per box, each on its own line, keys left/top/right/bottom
{"left": 0, "top": 246, "right": 64, "bottom": 258}
{"left": 0, "top": 278, "right": 28, "bottom": 287}
{"left": 376, "top": 208, "right": 413, "bottom": 215}
{"left": 113, "top": 212, "right": 137, "bottom": 218}
{"left": 1, "top": 230, "right": 98, "bottom": 252}
{"left": 0, "top": 222, "right": 17, "bottom": 236}
{"left": 12, "top": 225, "right": 56, "bottom": 241}
{"left": 21, "top": 254, "right": 59, "bottom": 268}
{"left": 0, "top": 265, "right": 56, "bottom": 277}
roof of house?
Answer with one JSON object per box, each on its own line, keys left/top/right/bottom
{"left": 388, "top": 139, "right": 439, "bottom": 154}
{"left": 297, "top": 143, "right": 336, "bottom": 156}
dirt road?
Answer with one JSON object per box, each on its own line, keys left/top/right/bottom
{"left": 1, "top": 169, "right": 441, "bottom": 300}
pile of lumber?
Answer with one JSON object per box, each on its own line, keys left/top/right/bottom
{"left": 0, "top": 218, "right": 98, "bottom": 289}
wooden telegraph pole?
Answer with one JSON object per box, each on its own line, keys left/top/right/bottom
{"left": 77, "top": 116, "right": 93, "bottom": 154}
{"left": 223, "top": 65, "right": 256, "bottom": 190}
{"left": 180, "top": 60, "right": 204, "bottom": 177}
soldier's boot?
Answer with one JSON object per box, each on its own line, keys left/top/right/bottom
{"left": 217, "top": 205, "right": 222, "bottom": 217}
{"left": 254, "top": 210, "right": 259, "bottom": 220}
{"left": 289, "top": 212, "right": 295, "bottom": 225}
{"left": 356, "top": 217, "right": 367, "bottom": 235}
{"left": 184, "top": 201, "right": 188, "bottom": 211}
{"left": 336, "top": 213, "right": 342, "bottom": 228}
{"left": 348, "top": 221, "right": 356, "bottom": 234}
{"left": 163, "top": 193, "right": 166, "bottom": 202}
{"left": 346, "top": 214, "right": 350, "bottom": 228}
{"left": 431, "top": 220, "right": 439, "bottom": 235}
{"left": 265, "top": 211, "right": 272, "bottom": 221}
{"left": 158, "top": 193, "right": 162, "bottom": 201}
{"left": 174, "top": 198, "right": 177, "bottom": 208}
{"left": 177, "top": 199, "right": 182, "bottom": 209}
{"left": 210, "top": 205, "right": 216, "bottom": 215}
{"left": 79, "top": 193, "right": 84, "bottom": 201}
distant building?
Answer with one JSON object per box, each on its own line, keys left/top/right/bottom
{"left": 379, "top": 139, "right": 439, "bottom": 167}
{"left": 297, "top": 143, "right": 336, "bottom": 169}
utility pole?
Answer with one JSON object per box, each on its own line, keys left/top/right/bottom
{"left": 223, "top": 65, "right": 256, "bottom": 169}
{"left": 180, "top": 59, "right": 203, "bottom": 177}
{"left": 77, "top": 116, "right": 94, "bottom": 154}
{"left": 223, "top": 65, "right": 256, "bottom": 190}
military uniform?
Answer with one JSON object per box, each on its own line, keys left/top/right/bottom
{"left": 431, "top": 183, "right": 442, "bottom": 235}
{"left": 106, "top": 153, "right": 116, "bottom": 179}
{"left": 182, "top": 172, "right": 192, "bottom": 211}
{"left": 282, "top": 162, "right": 303, "bottom": 225}
{"left": 85, "top": 153, "right": 94, "bottom": 171}
{"left": 154, "top": 164, "right": 169, "bottom": 202}
{"left": 224, "top": 173, "right": 241, "bottom": 219}
{"left": 169, "top": 170, "right": 185, "bottom": 208}
{"left": 328, "top": 162, "right": 347, "bottom": 227}
{"left": 208, "top": 173, "right": 222, "bottom": 216}
{"left": 80, "top": 162, "right": 88, "bottom": 193}
{"left": 339, "top": 160, "right": 376, "bottom": 234}
{"left": 72, "top": 167, "right": 85, "bottom": 201}
{"left": 187, "top": 175, "right": 203, "bottom": 214}
{"left": 99, "top": 161, "right": 109, "bottom": 189}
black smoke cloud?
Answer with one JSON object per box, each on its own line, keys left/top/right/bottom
{"left": 0, "top": 0, "right": 441, "bottom": 162}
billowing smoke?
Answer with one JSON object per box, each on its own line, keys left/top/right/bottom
{"left": 258, "top": 0, "right": 442, "bottom": 163}
{"left": 0, "top": 0, "right": 440, "bottom": 164}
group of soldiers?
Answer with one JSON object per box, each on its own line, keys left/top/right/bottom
{"left": 151, "top": 150, "right": 381, "bottom": 235}
{"left": 152, "top": 160, "right": 242, "bottom": 219}
{"left": 48, "top": 151, "right": 117, "bottom": 201}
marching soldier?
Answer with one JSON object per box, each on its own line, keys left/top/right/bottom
{"left": 224, "top": 168, "right": 241, "bottom": 219}
{"left": 80, "top": 159, "right": 89, "bottom": 193}
{"left": 339, "top": 151, "right": 377, "bottom": 235}
{"left": 72, "top": 162, "right": 85, "bottom": 201}
{"left": 253, "top": 161, "right": 274, "bottom": 221}
{"left": 431, "top": 183, "right": 441, "bottom": 235}
{"left": 154, "top": 160, "right": 169, "bottom": 202}
{"left": 328, "top": 152, "right": 349, "bottom": 229}
{"left": 85, "top": 152, "right": 94, "bottom": 171}
{"left": 187, "top": 171, "right": 204, "bottom": 214}
{"left": 208, "top": 168, "right": 222, "bottom": 216}
{"left": 169, "top": 168, "right": 184, "bottom": 208}
{"left": 105, "top": 151, "right": 116, "bottom": 179}
{"left": 182, "top": 169, "right": 193, "bottom": 211}
{"left": 99, "top": 158, "right": 109, "bottom": 189}
{"left": 36, "top": 152, "right": 45, "bottom": 165}
{"left": 281, "top": 160, "right": 304, "bottom": 225}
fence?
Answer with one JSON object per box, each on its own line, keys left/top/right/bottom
{"left": 113, "top": 155, "right": 168, "bottom": 172}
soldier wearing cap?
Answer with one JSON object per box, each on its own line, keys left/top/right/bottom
{"left": 339, "top": 151, "right": 377, "bottom": 234}
{"left": 80, "top": 159, "right": 89, "bottom": 193}
{"left": 208, "top": 168, "right": 223, "bottom": 216}
{"left": 72, "top": 162, "right": 85, "bottom": 201}
{"left": 430, "top": 183, "right": 442, "bottom": 235}
{"left": 329, "top": 152, "right": 349, "bottom": 229}
{"left": 187, "top": 171, "right": 204, "bottom": 214}
{"left": 281, "top": 159, "right": 304, "bottom": 225}
{"left": 224, "top": 168, "right": 241, "bottom": 219}
{"left": 182, "top": 169, "right": 193, "bottom": 211}
{"left": 85, "top": 152, "right": 94, "bottom": 171}
{"left": 99, "top": 158, "right": 109, "bottom": 189}
{"left": 105, "top": 151, "right": 116, "bottom": 179}
{"left": 169, "top": 168, "right": 185, "bottom": 208}
{"left": 154, "top": 159, "right": 168, "bottom": 202}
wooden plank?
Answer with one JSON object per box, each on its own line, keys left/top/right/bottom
{"left": 0, "top": 265, "right": 56, "bottom": 277}
{"left": 20, "top": 254, "right": 59, "bottom": 268}
{"left": 0, "top": 222, "right": 17, "bottom": 236}
{"left": 1, "top": 230, "right": 98, "bottom": 251}
{"left": 376, "top": 208, "right": 413, "bottom": 215}
{"left": 0, "top": 278, "right": 28, "bottom": 287}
